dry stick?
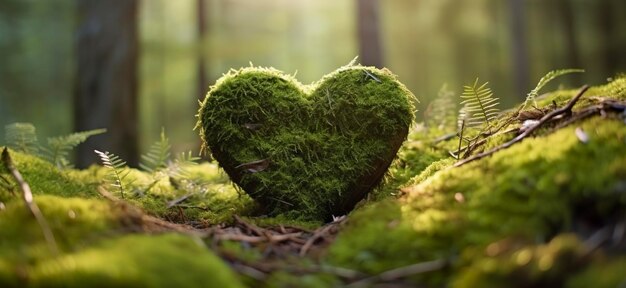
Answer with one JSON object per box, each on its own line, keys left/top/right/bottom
{"left": 454, "top": 85, "right": 589, "bottom": 168}
{"left": 455, "top": 120, "right": 465, "bottom": 159}
{"left": 215, "top": 232, "right": 302, "bottom": 244}
{"left": 299, "top": 221, "right": 341, "bottom": 256}
{"left": 2, "top": 148, "right": 59, "bottom": 255}
{"left": 234, "top": 215, "right": 265, "bottom": 236}
{"left": 347, "top": 258, "right": 447, "bottom": 287}
{"left": 554, "top": 99, "right": 626, "bottom": 130}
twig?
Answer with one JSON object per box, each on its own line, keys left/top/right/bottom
{"left": 431, "top": 132, "right": 457, "bottom": 144}
{"left": 454, "top": 120, "right": 465, "bottom": 159}
{"left": 231, "top": 263, "right": 267, "bottom": 281}
{"left": 347, "top": 258, "right": 447, "bottom": 287}
{"left": 299, "top": 223, "right": 338, "bottom": 256}
{"left": 555, "top": 99, "right": 626, "bottom": 130}
{"left": 234, "top": 215, "right": 265, "bottom": 236}
{"left": 583, "top": 226, "right": 612, "bottom": 256}
{"left": 2, "top": 148, "right": 59, "bottom": 255}
{"left": 166, "top": 193, "right": 194, "bottom": 208}
{"left": 215, "top": 232, "right": 302, "bottom": 244}
{"left": 454, "top": 85, "right": 589, "bottom": 167}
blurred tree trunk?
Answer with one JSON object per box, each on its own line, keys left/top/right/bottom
{"left": 356, "top": 0, "right": 383, "bottom": 68}
{"left": 197, "top": 0, "right": 209, "bottom": 101}
{"left": 555, "top": 0, "right": 582, "bottom": 81}
{"left": 509, "top": 0, "right": 529, "bottom": 99}
{"left": 74, "top": 0, "right": 139, "bottom": 168}
{"left": 597, "top": 0, "right": 619, "bottom": 76}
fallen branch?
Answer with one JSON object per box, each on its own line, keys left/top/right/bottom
{"left": 2, "top": 148, "right": 59, "bottom": 255}
{"left": 234, "top": 215, "right": 265, "bottom": 237}
{"left": 299, "top": 219, "right": 344, "bottom": 256}
{"left": 347, "top": 258, "right": 447, "bottom": 287}
{"left": 454, "top": 85, "right": 589, "bottom": 167}
{"left": 215, "top": 232, "right": 302, "bottom": 244}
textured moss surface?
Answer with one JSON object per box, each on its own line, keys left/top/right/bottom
{"left": 0, "top": 194, "right": 243, "bottom": 288}
{"left": 26, "top": 234, "right": 242, "bottom": 288}
{"left": 198, "top": 65, "right": 415, "bottom": 221}
{"left": 1, "top": 74, "right": 625, "bottom": 287}
{"left": 327, "top": 80, "right": 626, "bottom": 286}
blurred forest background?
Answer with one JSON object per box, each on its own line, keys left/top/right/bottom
{"left": 1, "top": 0, "right": 625, "bottom": 167}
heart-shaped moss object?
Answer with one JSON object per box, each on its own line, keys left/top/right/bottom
{"left": 197, "top": 65, "right": 415, "bottom": 221}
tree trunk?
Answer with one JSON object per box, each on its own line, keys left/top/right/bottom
{"left": 555, "top": 0, "right": 582, "bottom": 82}
{"left": 197, "top": 0, "right": 209, "bottom": 101}
{"left": 356, "top": 0, "right": 383, "bottom": 68}
{"left": 597, "top": 0, "right": 619, "bottom": 76}
{"left": 509, "top": 0, "right": 530, "bottom": 98}
{"left": 74, "top": 0, "right": 139, "bottom": 167}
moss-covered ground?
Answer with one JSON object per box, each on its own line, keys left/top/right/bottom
{"left": 1, "top": 74, "right": 625, "bottom": 287}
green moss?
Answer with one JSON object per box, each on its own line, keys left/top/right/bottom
{"left": 327, "top": 114, "right": 626, "bottom": 285}
{"left": 27, "top": 234, "right": 242, "bottom": 288}
{"left": 68, "top": 162, "right": 256, "bottom": 225}
{"left": 197, "top": 65, "right": 415, "bottom": 221}
{"left": 0, "top": 195, "right": 122, "bottom": 262}
{"left": 0, "top": 150, "right": 94, "bottom": 199}
{"left": 567, "top": 256, "right": 626, "bottom": 288}
{"left": 264, "top": 271, "right": 339, "bottom": 288}
{"left": 453, "top": 234, "right": 586, "bottom": 288}
{"left": 0, "top": 195, "right": 242, "bottom": 287}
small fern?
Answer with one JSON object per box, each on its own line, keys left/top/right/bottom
{"left": 525, "top": 69, "right": 584, "bottom": 108}
{"left": 139, "top": 128, "right": 171, "bottom": 172}
{"left": 168, "top": 151, "right": 200, "bottom": 178}
{"left": 94, "top": 150, "right": 129, "bottom": 199}
{"left": 5, "top": 123, "right": 40, "bottom": 155}
{"left": 426, "top": 83, "right": 457, "bottom": 130}
{"left": 44, "top": 129, "right": 106, "bottom": 169}
{"left": 460, "top": 79, "right": 500, "bottom": 129}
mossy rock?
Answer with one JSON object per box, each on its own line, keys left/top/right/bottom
{"left": 197, "top": 65, "right": 415, "bottom": 221}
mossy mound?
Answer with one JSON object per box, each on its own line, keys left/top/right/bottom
{"left": 0, "top": 151, "right": 94, "bottom": 199}
{"left": 197, "top": 65, "right": 415, "bottom": 221}
{"left": 326, "top": 83, "right": 626, "bottom": 286}
{"left": 0, "top": 194, "right": 243, "bottom": 287}
{"left": 0, "top": 150, "right": 254, "bottom": 225}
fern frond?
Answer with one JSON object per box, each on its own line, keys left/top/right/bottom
{"left": 139, "top": 128, "right": 171, "bottom": 172}
{"left": 457, "top": 105, "right": 470, "bottom": 132}
{"left": 167, "top": 151, "right": 200, "bottom": 179}
{"left": 44, "top": 128, "right": 106, "bottom": 169}
{"left": 426, "top": 83, "right": 457, "bottom": 130}
{"left": 94, "top": 150, "right": 128, "bottom": 199}
{"left": 525, "top": 69, "right": 584, "bottom": 108}
{"left": 4, "top": 123, "right": 40, "bottom": 155}
{"left": 460, "top": 79, "right": 500, "bottom": 128}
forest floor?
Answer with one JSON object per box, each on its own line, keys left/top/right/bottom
{"left": 1, "top": 76, "right": 626, "bottom": 287}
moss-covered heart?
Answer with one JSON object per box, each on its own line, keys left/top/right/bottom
{"left": 197, "top": 65, "right": 415, "bottom": 221}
